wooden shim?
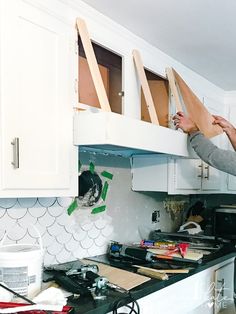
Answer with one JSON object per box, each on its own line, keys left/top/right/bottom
{"left": 76, "top": 18, "right": 111, "bottom": 112}
{"left": 166, "top": 67, "right": 183, "bottom": 112}
{"left": 132, "top": 49, "right": 159, "bottom": 125}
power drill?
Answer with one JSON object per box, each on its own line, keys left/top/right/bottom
{"left": 109, "top": 242, "right": 154, "bottom": 261}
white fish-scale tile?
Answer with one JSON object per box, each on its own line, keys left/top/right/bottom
{"left": 42, "top": 232, "right": 55, "bottom": 248}
{"left": 0, "top": 237, "right": 15, "bottom": 245}
{"left": 0, "top": 216, "right": 19, "bottom": 232}
{"left": 87, "top": 245, "right": 107, "bottom": 257}
{"left": 47, "top": 223, "right": 64, "bottom": 237}
{"left": 38, "top": 213, "right": 55, "bottom": 227}
{"left": 72, "top": 227, "right": 87, "bottom": 242}
{"left": 47, "top": 241, "right": 63, "bottom": 256}
{"left": 57, "top": 212, "right": 74, "bottom": 227}
{"left": 87, "top": 225, "right": 100, "bottom": 239}
{"left": 38, "top": 198, "right": 57, "bottom": 208}
{"left": 101, "top": 224, "right": 114, "bottom": 238}
{"left": 6, "top": 224, "right": 27, "bottom": 241}
{"left": 57, "top": 197, "right": 74, "bottom": 208}
{"left": 17, "top": 198, "right": 38, "bottom": 208}
{"left": 94, "top": 234, "right": 108, "bottom": 247}
{"left": 7, "top": 207, "right": 27, "bottom": 219}
{"left": 44, "top": 251, "right": 57, "bottom": 266}
{"left": 18, "top": 213, "right": 37, "bottom": 228}
{"left": 0, "top": 209, "right": 6, "bottom": 219}
{"left": 56, "top": 230, "right": 72, "bottom": 244}
{"left": 33, "top": 221, "right": 47, "bottom": 237}
{"left": 47, "top": 204, "right": 65, "bottom": 218}
{"left": 0, "top": 198, "right": 17, "bottom": 209}
{"left": 0, "top": 229, "right": 6, "bottom": 241}
{"left": 80, "top": 237, "right": 94, "bottom": 249}
{"left": 64, "top": 237, "right": 80, "bottom": 252}
{"left": 80, "top": 220, "right": 94, "bottom": 232}
{"left": 17, "top": 233, "right": 38, "bottom": 245}
{"left": 55, "top": 249, "right": 73, "bottom": 264}
{"left": 64, "top": 220, "right": 78, "bottom": 234}
{"left": 28, "top": 206, "right": 47, "bottom": 218}
{"left": 72, "top": 246, "right": 88, "bottom": 259}
{"left": 94, "top": 217, "right": 107, "bottom": 230}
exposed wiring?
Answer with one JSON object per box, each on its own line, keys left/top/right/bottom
{"left": 112, "top": 293, "right": 140, "bottom": 314}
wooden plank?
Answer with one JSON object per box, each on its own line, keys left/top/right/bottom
{"left": 132, "top": 49, "right": 159, "bottom": 125}
{"left": 83, "top": 259, "right": 150, "bottom": 290}
{"left": 141, "top": 80, "right": 169, "bottom": 127}
{"left": 173, "top": 69, "right": 223, "bottom": 138}
{"left": 166, "top": 67, "right": 183, "bottom": 112}
{"left": 76, "top": 18, "right": 111, "bottom": 112}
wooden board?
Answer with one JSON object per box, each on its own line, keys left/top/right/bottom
{"left": 79, "top": 56, "right": 109, "bottom": 108}
{"left": 76, "top": 18, "right": 111, "bottom": 112}
{"left": 172, "top": 69, "right": 223, "bottom": 138}
{"left": 141, "top": 80, "right": 169, "bottom": 127}
{"left": 166, "top": 67, "right": 183, "bottom": 112}
{"left": 132, "top": 49, "right": 159, "bottom": 125}
{"left": 148, "top": 248, "right": 203, "bottom": 261}
{"left": 83, "top": 259, "right": 150, "bottom": 290}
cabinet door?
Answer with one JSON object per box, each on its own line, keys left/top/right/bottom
{"left": 0, "top": 0, "right": 77, "bottom": 196}
{"left": 131, "top": 155, "right": 168, "bottom": 192}
{"left": 201, "top": 162, "right": 221, "bottom": 191}
{"left": 214, "top": 261, "right": 235, "bottom": 313}
{"left": 173, "top": 158, "right": 202, "bottom": 191}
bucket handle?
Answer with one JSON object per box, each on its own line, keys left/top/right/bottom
{"left": 0, "top": 224, "right": 43, "bottom": 251}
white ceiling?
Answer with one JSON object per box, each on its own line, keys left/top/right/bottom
{"left": 81, "top": 0, "right": 236, "bottom": 91}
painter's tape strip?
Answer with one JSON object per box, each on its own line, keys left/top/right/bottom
{"left": 67, "top": 199, "right": 78, "bottom": 216}
{"left": 91, "top": 205, "right": 106, "bottom": 214}
{"left": 79, "top": 160, "right": 82, "bottom": 172}
{"left": 101, "top": 181, "right": 109, "bottom": 201}
{"left": 101, "top": 171, "right": 113, "bottom": 180}
{"left": 89, "top": 162, "right": 95, "bottom": 174}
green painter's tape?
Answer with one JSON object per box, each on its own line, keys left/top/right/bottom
{"left": 101, "top": 171, "right": 113, "bottom": 180}
{"left": 101, "top": 181, "right": 109, "bottom": 201}
{"left": 89, "top": 162, "right": 95, "bottom": 174}
{"left": 91, "top": 205, "right": 106, "bottom": 214}
{"left": 67, "top": 199, "right": 78, "bottom": 215}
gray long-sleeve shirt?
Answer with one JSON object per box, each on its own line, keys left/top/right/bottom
{"left": 189, "top": 131, "right": 236, "bottom": 176}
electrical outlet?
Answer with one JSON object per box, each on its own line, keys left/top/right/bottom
{"left": 152, "top": 210, "right": 160, "bottom": 223}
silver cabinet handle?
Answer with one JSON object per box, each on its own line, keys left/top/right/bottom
{"left": 197, "top": 164, "right": 203, "bottom": 178}
{"left": 204, "top": 165, "right": 210, "bottom": 179}
{"left": 11, "top": 137, "right": 19, "bottom": 169}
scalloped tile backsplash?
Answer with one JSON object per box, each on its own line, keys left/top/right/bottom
{"left": 0, "top": 153, "right": 190, "bottom": 266}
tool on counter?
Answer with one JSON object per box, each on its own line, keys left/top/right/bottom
{"left": 44, "top": 263, "right": 128, "bottom": 300}
{"left": 109, "top": 242, "right": 202, "bottom": 264}
{"left": 140, "top": 240, "right": 190, "bottom": 258}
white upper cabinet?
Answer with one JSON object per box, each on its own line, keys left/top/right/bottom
{"left": 132, "top": 155, "right": 222, "bottom": 195}
{"left": 0, "top": 0, "right": 77, "bottom": 197}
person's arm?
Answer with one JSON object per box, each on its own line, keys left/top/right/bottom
{"left": 172, "top": 112, "right": 236, "bottom": 176}
{"left": 189, "top": 132, "right": 236, "bottom": 176}
{"left": 212, "top": 115, "right": 236, "bottom": 151}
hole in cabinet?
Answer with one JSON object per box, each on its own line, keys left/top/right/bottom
{"left": 141, "top": 69, "right": 169, "bottom": 127}
{"left": 78, "top": 37, "right": 123, "bottom": 114}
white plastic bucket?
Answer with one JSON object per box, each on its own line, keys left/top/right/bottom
{"left": 0, "top": 235, "right": 43, "bottom": 300}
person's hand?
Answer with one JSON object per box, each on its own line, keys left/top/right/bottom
{"left": 212, "top": 115, "right": 236, "bottom": 136}
{"left": 172, "top": 112, "right": 199, "bottom": 134}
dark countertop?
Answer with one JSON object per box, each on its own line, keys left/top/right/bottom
{"left": 65, "top": 244, "right": 236, "bottom": 314}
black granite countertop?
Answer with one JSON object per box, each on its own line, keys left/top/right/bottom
{"left": 65, "top": 244, "right": 236, "bottom": 314}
